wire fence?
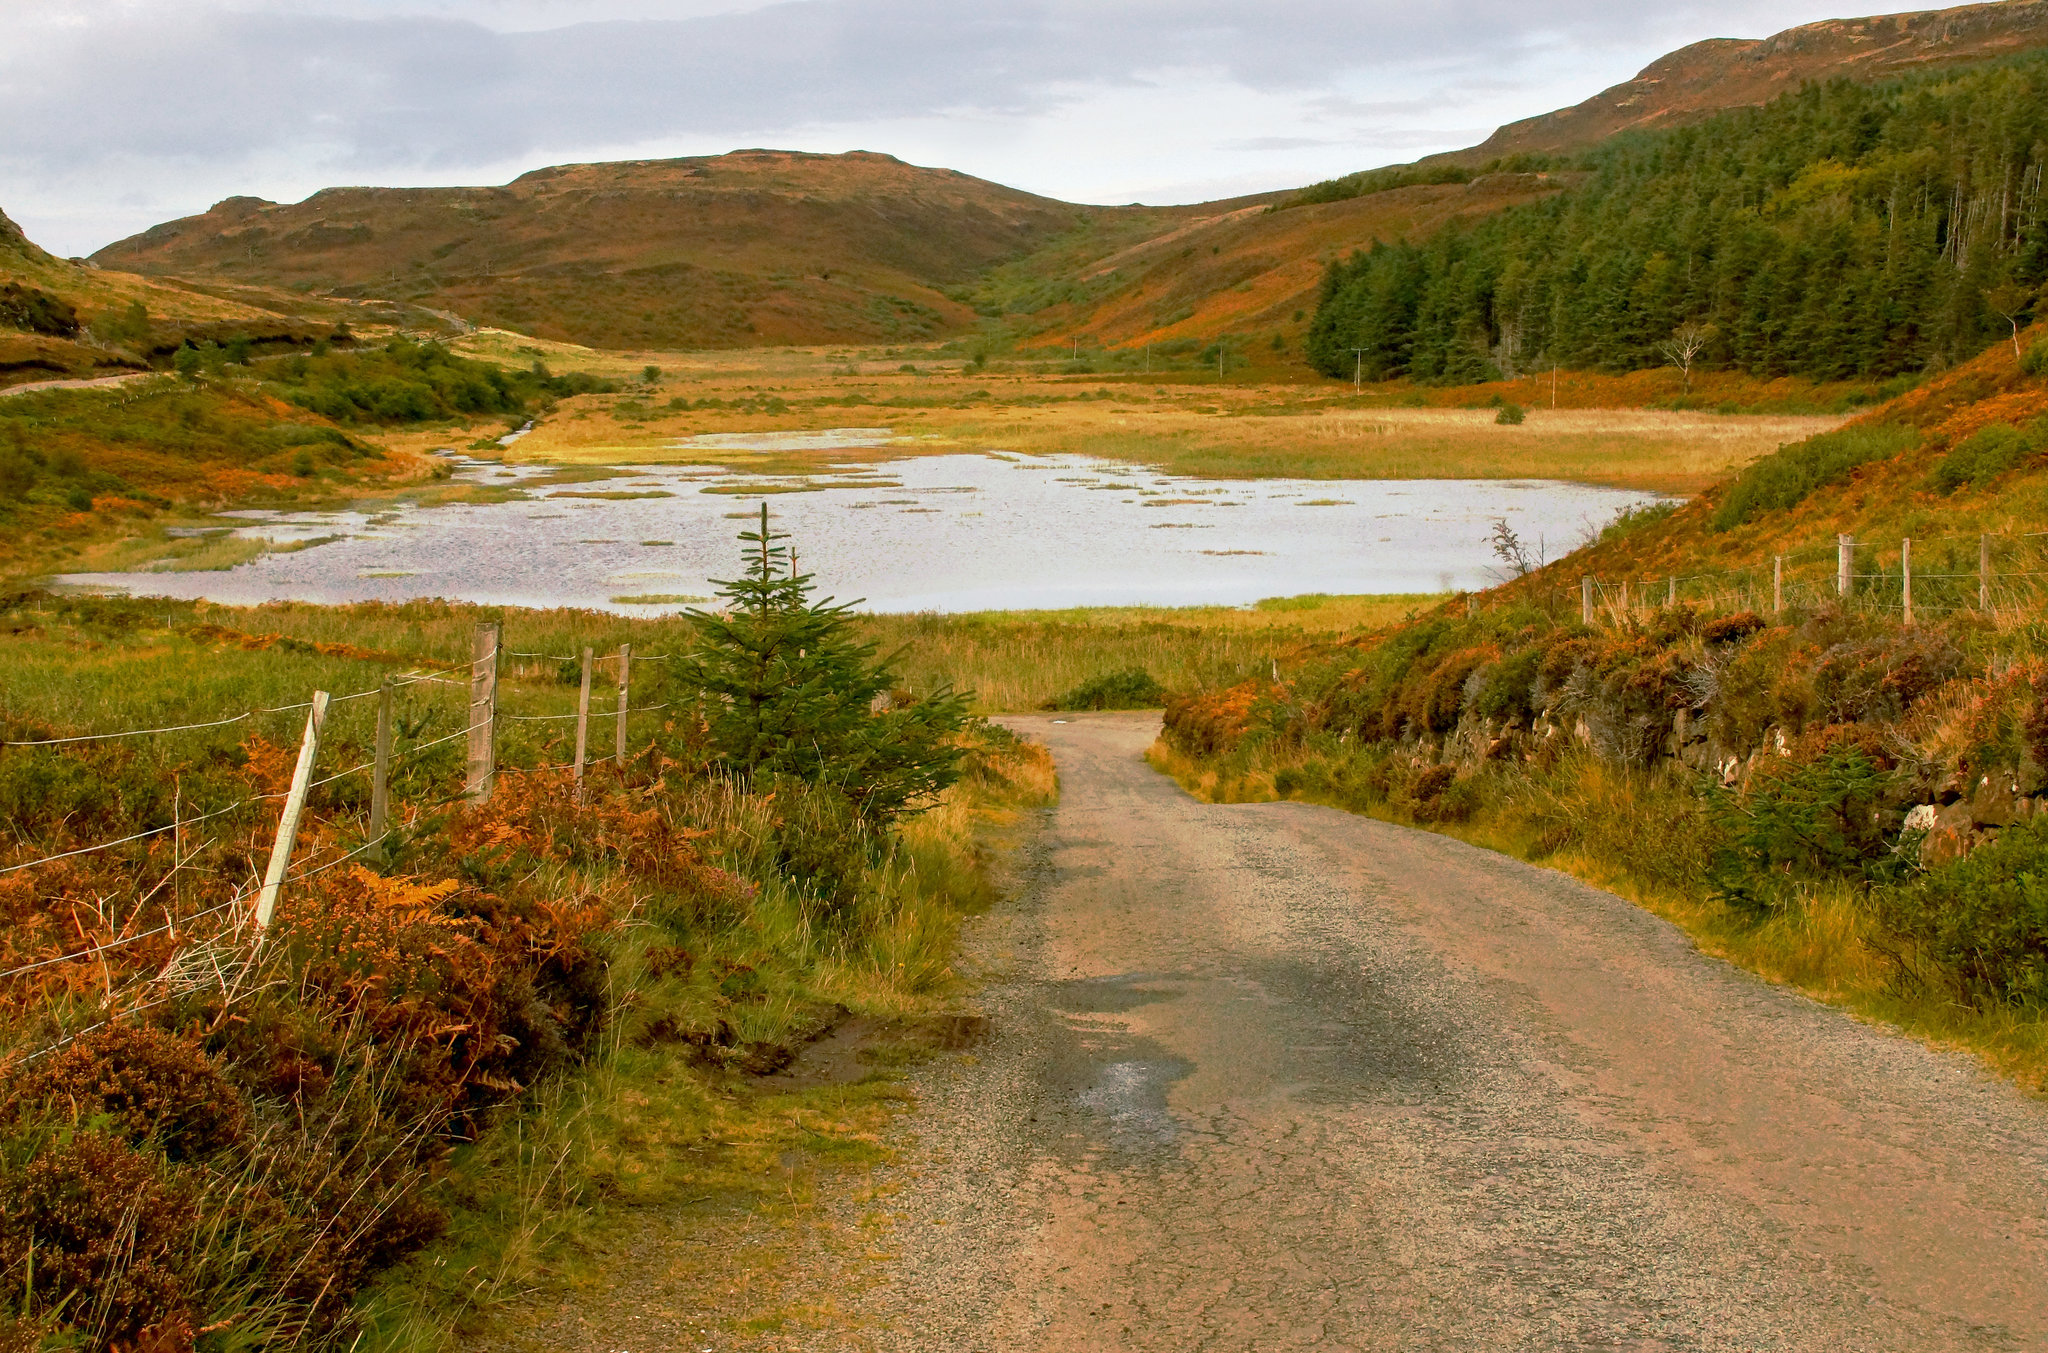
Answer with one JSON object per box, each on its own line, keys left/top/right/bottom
{"left": 1560, "top": 530, "right": 2048, "bottom": 628}
{"left": 0, "top": 625, "right": 691, "bottom": 1055}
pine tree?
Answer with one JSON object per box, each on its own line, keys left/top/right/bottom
{"left": 682, "top": 505, "right": 970, "bottom": 826}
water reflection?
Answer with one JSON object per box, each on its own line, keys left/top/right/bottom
{"left": 58, "top": 451, "right": 1664, "bottom": 613}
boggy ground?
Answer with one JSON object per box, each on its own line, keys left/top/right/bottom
{"left": 723, "top": 712, "right": 2046, "bottom": 1351}
{"left": 471, "top": 338, "right": 1847, "bottom": 495}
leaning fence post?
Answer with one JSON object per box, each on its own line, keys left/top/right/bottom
{"left": 467, "top": 622, "right": 499, "bottom": 802}
{"left": 1581, "top": 576, "right": 1595, "bottom": 626}
{"left": 574, "top": 646, "right": 593, "bottom": 797}
{"left": 255, "top": 690, "right": 330, "bottom": 934}
{"left": 616, "top": 643, "right": 632, "bottom": 766}
{"left": 1902, "top": 537, "right": 1914, "bottom": 627}
{"left": 1838, "top": 534, "right": 1854, "bottom": 599}
{"left": 1773, "top": 555, "right": 1784, "bottom": 614}
{"left": 1981, "top": 534, "right": 1992, "bottom": 613}
{"left": 369, "top": 678, "right": 392, "bottom": 849}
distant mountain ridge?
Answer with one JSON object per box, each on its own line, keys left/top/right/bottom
{"left": 1437, "top": 0, "right": 2048, "bottom": 164}
{"left": 72, "top": 1, "right": 2048, "bottom": 355}
{"left": 92, "top": 150, "right": 1103, "bottom": 351}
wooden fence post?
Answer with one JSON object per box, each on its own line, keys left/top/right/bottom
{"left": 1582, "top": 576, "right": 1595, "bottom": 626}
{"left": 1618, "top": 579, "right": 1630, "bottom": 619}
{"left": 1666, "top": 576, "right": 1676, "bottom": 609}
{"left": 467, "top": 623, "right": 499, "bottom": 802}
{"left": 1902, "top": 537, "right": 1914, "bottom": 627}
{"left": 1837, "top": 534, "right": 1854, "bottom": 599}
{"left": 255, "top": 690, "right": 330, "bottom": 934}
{"left": 1981, "top": 534, "right": 1992, "bottom": 613}
{"left": 616, "top": 643, "right": 631, "bottom": 766}
{"left": 574, "top": 646, "right": 593, "bottom": 797}
{"left": 369, "top": 678, "right": 392, "bottom": 849}
{"left": 1773, "top": 555, "right": 1784, "bottom": 614}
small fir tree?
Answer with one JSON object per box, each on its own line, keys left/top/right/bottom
{"left": 682, "top": 505, "right": 969, "bottom": 826}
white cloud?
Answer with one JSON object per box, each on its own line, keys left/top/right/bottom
{"left": 1, "top": 0, "right": 1880, "bottom": 255}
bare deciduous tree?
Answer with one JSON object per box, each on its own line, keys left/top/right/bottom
{"left": 1985, "top": 282, "right": 2035, "bottom": 362}
{"left": 1656, "top": 321, "right": 1710, "bottom": 395}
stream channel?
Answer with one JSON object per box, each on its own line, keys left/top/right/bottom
{"left": 61, "top": 438, "right": 1664, "bottom": 613}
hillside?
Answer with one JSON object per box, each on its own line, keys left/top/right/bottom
{"left": 91, "top": 151, "right": 1102, "bottom": 352}
{"left": 1433, "top": 0, "right": 2048, "bottom": 165}
{"left": 0, "top": 204, "right": 455, "bottom": 389}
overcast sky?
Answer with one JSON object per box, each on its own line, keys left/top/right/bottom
{"left": 3, "top": 0, "right": 1899, "bottom": 256}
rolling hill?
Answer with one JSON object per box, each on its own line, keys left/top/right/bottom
{"left": 91, "top": 151, "right": 1104, "bottom": 352}
{"left": 74, "top": 1, "right": 2048, "bottom": 359}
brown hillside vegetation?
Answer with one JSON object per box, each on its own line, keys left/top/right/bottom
{"left": 1437, "top": 0, "right": 2048, "bottom": 165}
{"left": 91, "top": 151, "right": 1106, "bottom": 352}
{"left": 0, "top": 205, "right": 448, "bottom": 389}
{"left": 1000, "top": 173, "right": 1570, "bottom": 356}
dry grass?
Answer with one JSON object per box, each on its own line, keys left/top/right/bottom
{"left": 858, "top": 594, "right": 1443, "bottom": 712}
{"left": 490, "top": 348, "right": 1841, "bottom": 493}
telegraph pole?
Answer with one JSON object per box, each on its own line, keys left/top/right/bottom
{"left": 1348, "top": 348, "right": 1368, "bottom": 395}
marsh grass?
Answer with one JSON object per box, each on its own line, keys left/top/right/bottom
{"left": 496, "top": 352, "right": 1840, "bottom": 493}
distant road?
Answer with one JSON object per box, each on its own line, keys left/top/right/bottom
{"left": 0, "top": 371, "right": 150, "bottom": 398}
{"left": 837, "top": 713, "right": 2048, "bottom": 1351}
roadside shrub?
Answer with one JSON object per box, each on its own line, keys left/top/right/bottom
{"left": 4, "top": 1025, "right": 247, "bottom": 1160}
{"left": 1048, "top": 667, "right": 1168, "bottom": 710}
{"left": 1709, "top": 747, "right": 1909, "bottom": 917}
{"left": 1879, "top": 815, "right": 2048, "bottom": 1006}
{"left": 1711, "top": 424, "right": 1918, "bottom": 530}
{"left": 1703, "top": 611, "right": 1766, "bottom": 645}
{"left": 0, "top": 1132, "right": 199, "bottom": 1347}
{"left": 1494, "top": 401, "right": 1525, "bottom": 425}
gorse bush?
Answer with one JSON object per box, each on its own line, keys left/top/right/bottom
{"left": 1711, "top": 424, "right": 1919, "bottom": 529}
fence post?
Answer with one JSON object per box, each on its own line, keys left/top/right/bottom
{"left": 1773, "top": 555, "right": 1783, "bottom": 614}
{"left": 467, "top": 623, "right": 499, "bottom": 802}
{"left": 1618, "top": 579, "right": 1629, "bottom": 619}
{"left": 616, "top": 643, "right": 632, "bottom": 766}
{"left": 1901, "top": 537, "right": 1913, "bottom": 627}
{"left": 1838, "top": 534, "right": 1854, "bottom": 599}
{"left": 1582, "top": 576, "right": 1595, "bottom": 626}
{"left": 369, "top": 678, "right": 393, "bottom": 850}
{"left": 255, "top": 691, "right": 330, "bottom": 935}
{"left": 1666, "top": 576, "right": 1676, "bottom": 609}
{"left": 1981, "top": 534, "right": 1992, "bottom": 613}
{"left": 574, "top": 646, "right": 593, "bottom": 798}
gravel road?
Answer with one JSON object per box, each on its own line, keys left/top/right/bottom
{"left": 818, "top": 712, "right": 2048, "bottom": 1351}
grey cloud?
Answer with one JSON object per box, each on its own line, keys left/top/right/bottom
{"left": 1, "top": 0, "right": 1795, "bottom": 175}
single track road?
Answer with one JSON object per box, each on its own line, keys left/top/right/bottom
{"left": 828, "top": 712, "right": 2048, "bottom": 1351}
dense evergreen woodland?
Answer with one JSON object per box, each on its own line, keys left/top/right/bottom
{"left": 1307, "top": 57, "right": 2048, "bottom": 384}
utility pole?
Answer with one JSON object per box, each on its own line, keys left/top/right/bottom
{"left": 1348, "top": 348, "right": 1368, "bottom": 395}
